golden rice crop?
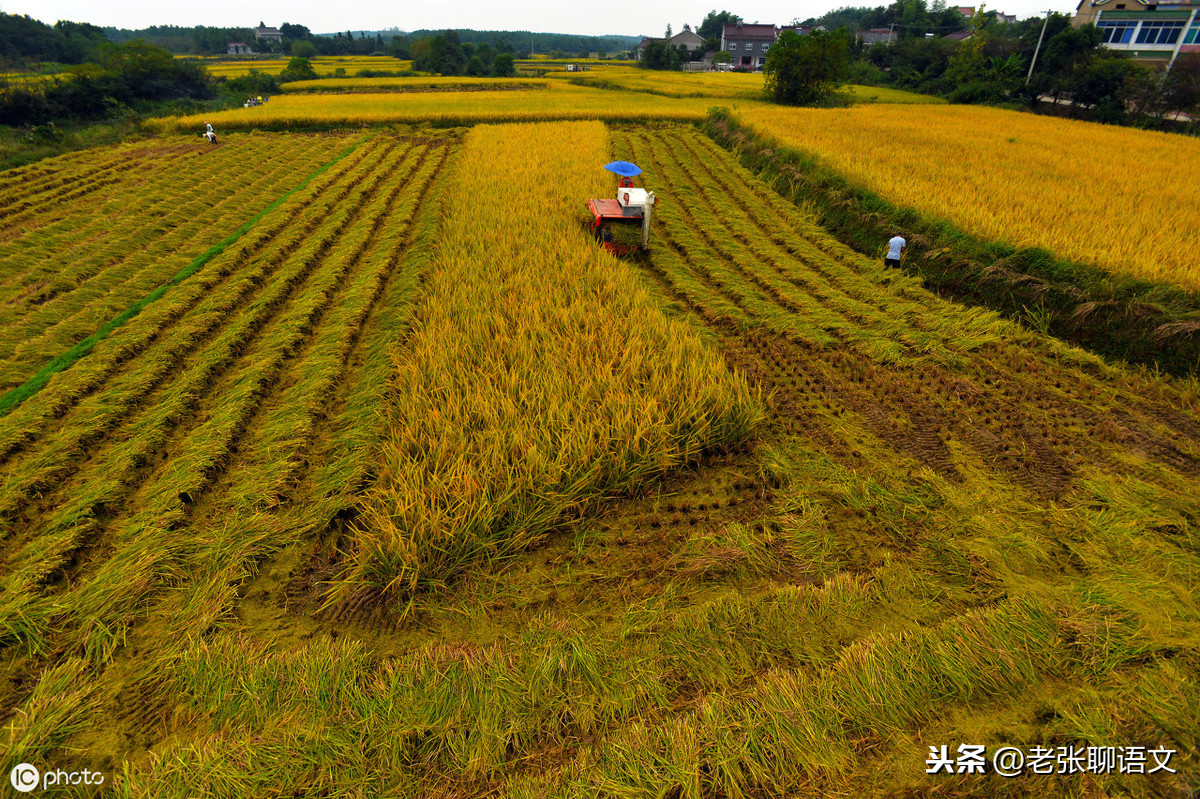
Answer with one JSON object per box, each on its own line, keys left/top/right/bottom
{"left": 344, "top": 120, "right": 761, "bottom": 596}
{"left": 280, "top": 76, "right": 544, "bottom": 92}
{"left": 145, "top": 83, "right": 750, "bottom": 132}
{"left": 558, "top": 67, "right": 941, "bottom": 104}
{"left": 738, "top": 104, "right": 1200, "bottom": 291}
{"left": 201, "top": 55, "right": 412, "bottom": 78}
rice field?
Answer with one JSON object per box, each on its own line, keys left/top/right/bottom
{"left": 3, "top": 74, "right": 1200, "bottom": 798}
{"left": 200, "top": 55, "right": 413, "bottom": 78}
{"left": 146, "top": 82, "right": 754, "bottom": 132}
{"left": 735, "top": 104, "right": 1200, "bottom": 291}
{"left": 557, "top": 66, "right": 942, "bottom": 104}
{"left": 279, "top": 76, "right": 547, "bottom": 93}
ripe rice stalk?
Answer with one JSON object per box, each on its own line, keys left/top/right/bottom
{"left": 736, "top": 104, "right": 1200, "bottom": 291}
{"left": 339, "top": 120, "right": 762, "bottom": 599}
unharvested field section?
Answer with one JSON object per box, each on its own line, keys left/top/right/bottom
{"left": 736, "top": 104, "right": 1200, "bottom": 291}
{"left": 148, "top": 82, "right": 754, "bottom": 132}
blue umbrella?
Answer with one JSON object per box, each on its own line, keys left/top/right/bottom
{"left": 603, "top": 161, "right": 642, "bottom": 177}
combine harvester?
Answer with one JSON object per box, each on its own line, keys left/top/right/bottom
{"left": 587, "top": 161, "right": 657, "bottom": 256}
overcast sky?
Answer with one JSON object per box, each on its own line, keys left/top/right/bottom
{"left": 9, "top": 0, "right": 1078, "bottom": 37}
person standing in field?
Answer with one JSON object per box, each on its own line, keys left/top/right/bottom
{"left": 885, "top": 232, "right": 906, "bottom": 267}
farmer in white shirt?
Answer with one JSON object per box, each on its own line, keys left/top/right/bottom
{"left": 885, "top": 233, "right": 905, "bottom": 267}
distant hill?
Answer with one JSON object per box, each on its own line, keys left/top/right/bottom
{"left": 322, "top": 28, "right": 642, "bottom": 55}
{"left": 98, "top": 23, "right": 640, "bottom": 57}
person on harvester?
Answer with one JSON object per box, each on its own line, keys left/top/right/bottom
{"left": 619, "top": 175, "right": 635, "bottom": 188}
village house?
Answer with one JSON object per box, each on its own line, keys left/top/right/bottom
{"left": 670, "top": 24, "right": 706, "bottom": 52}
{"left": 1073, "top": 0, "right": 1200, "bottom": 67}
{"left": 720, "top": 20, "right": 778, "bottom": 68}
{"left": 227, "top": 41, "right": 253, "bottom": 55}
{"left": 254, "top": 25, "right": 284, "bottom": 45}
{"left": 857, "top": 27, "right": 896, "bottom": 45}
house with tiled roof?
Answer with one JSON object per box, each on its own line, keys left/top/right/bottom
{"left": 254, "top": 26, "right": 283, "bottom": 44}
{"left": 721, "top": 20, "right": 778, "bottom": 68}
{"left": 670, "top": 24, "right": 705, "bottom": 52}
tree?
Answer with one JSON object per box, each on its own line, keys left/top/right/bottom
{"left": 763, "top": 29, "right": 849, "bottom": 105}
{"left": 54, "top": 20, "right": 107, "bottom": 63}
{"left": 492, "top": 52, "right": 516, "bottom": 76}
{"left": 279, "top": 56, "right": 317, "bottom": 82}
{"left": 96, "top": 39, "right": 180, "bottom": 96}
{"left": 698, "top": 10, "right": 738, "bottom": 40}
{"left": 388, "top": 36, "right": 411, "bottom": 59}
{"left": 640, "top": 39, "right": 682, "bottom": 70}
{"left": 1061, "top": 49, "right": 1138, "bottom": 115}
{"left": 943, "top": 6, "right": 988, "bottom": 86}
{"left": 466, "top": 55, "right": 487, "bottom": 76}
{"left": 714, "top": 49, "right": 732, "bottom": 64}
{"left": 280, "top": 23, "right": 311, "bottom": 40}
{"left": 1024, "top": 15, "right": 1102, "bottom": 99}
{"left": 291, "top": 40, "right": 317, "bottom": 58}
{"left": 428, "top": 31, "right": 467, "bottom": 75}
{"left": 410, "top": 37, "right": 432, "bottom": 69}
{"left": 1165, "top": 53, "right": 1200, "bottom": 120}
{"left": 476, "top": 42, "right": 495, "bottom": 69}
{"left": 0, "top": 13, "right": 70, "bottom": 62}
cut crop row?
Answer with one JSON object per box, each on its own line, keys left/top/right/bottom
{"left": 0, "top": 137, "right": 333, "bottom": 323}
{"left": 0, "top": 137, "right": 433, "bottom": 661}
{"left": 0, "top": 135, "right": 456, "bottom": 772}
{"left": 0, "top": 137, "right": 397, "bottom": 540}
{"left": 0, "top": 137, "right": 377, "bottom": 469}
{"left": 0, "top": 137, "right": 349, "bottom": 389}
{"left": 625, "top": 129, "right": 956, "bottom": 364}
{"left": 620, "top": 131, "right": 840, "bottom": 345}
{"left": 667, "top": 131, "right": 951, "bottom": 343}
{"left": 0, "top": 145, "right": 167, "bottom": 231}
{"left": 673, "top": 129, "right": 1001, "bottom": 360}
{"left": 620, "top": 128, "right": 1199, "bottom": 499}
{"left": 0, "top": 136, "right": 325, "bottom": 287}
{"left": 0, "top": 142, "right": 218, "bottom": 243}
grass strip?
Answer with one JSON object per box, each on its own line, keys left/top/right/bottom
{"left": 0, "top": 138, "right": 364, "bottom": 417}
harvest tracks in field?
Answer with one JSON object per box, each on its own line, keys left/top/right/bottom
{"left": 119, "top": 125, "right": 1200, "bottom": 798}
{"left": 3, "top": 121, "right": 1199, "bottom": 798}
{"left": 0, "top": 130, "right": 456, "bottom": 771}
{"left": 0, "top": 134, "right": 361, "bottom": 398}
{"left": 617, "top": 126, "right": 1198, "bottom": 499}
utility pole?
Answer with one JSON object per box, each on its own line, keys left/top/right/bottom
{"left": 1167, "top": 6, "right": 1198, "bottom": 74}
{"left": 1025, "top": 9, "right": 1052, "bottom": 85}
